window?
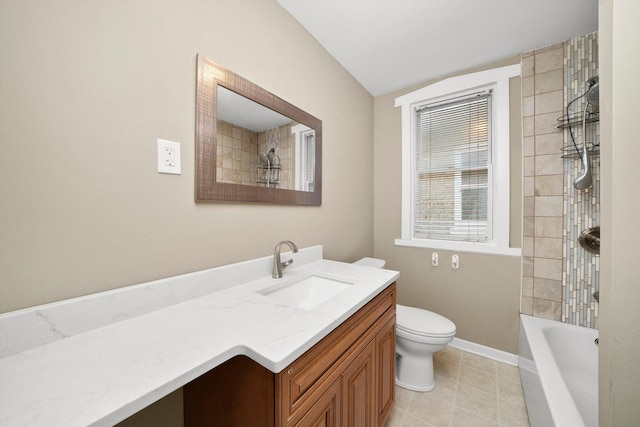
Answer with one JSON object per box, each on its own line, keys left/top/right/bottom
{"left": 395, "top": 64, "right": 521, "bottom": 256}
{"left": 292, "top": 124, "right": 316, "bottom": 192}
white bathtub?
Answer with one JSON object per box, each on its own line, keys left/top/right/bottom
{"left": 518, "top": 314, "right": 598, "bottom": 427}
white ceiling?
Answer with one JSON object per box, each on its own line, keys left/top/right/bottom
{"left": 217, "top": 86, "right": 292, "bottom": 132}
{"left": 277, "top": 0, "right": 598, "bottom": 96}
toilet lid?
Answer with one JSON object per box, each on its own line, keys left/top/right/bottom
{"left": 396, "top": 304, "right": 456, "bottom": 337}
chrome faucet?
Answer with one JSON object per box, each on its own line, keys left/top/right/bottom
{"left": 272, "top": 240, "right": 299, "bottom": 278}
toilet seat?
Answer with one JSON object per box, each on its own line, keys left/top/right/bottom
{"left": 396, "top": 304, "right": 456, "bottom": 338}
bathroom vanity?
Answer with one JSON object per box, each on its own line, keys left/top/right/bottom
{"left": 184, "top": 283, "right": 396, "bottom": 427}
{"left": 0, "top": 246, "right": 398, "bottom": 426}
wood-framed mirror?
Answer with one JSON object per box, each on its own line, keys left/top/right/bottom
{"left": 195, "top": 55, "right": 322, "bottom": 205}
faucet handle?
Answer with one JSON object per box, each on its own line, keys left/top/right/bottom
{"left": 282, "top": 258, "right": 294, "bottom": 267}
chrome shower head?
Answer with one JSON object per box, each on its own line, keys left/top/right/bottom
{"left": 573, "top": 95, "right": 594, "bottom": 190}
{"left": 573, "top": 145, "right": 593, "bottom": 189}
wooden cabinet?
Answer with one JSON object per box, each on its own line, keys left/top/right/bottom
{"left": 341, "top": 340, "right": 375, "bottom": 427}
{"left": 375, "top": 316, "right": 396, "bottom": 424}
{"left": 294, "top": 379, "right": 341, "bottom": 427}
{"left": 184, "top": 283, "right": 396, "bottom": 427}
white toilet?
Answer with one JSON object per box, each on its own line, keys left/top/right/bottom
{"left": 353, "top": 257, "right": 456, "bottom": 392}
{"left": 395, "top": 304, "right": 456, "bottom": 391}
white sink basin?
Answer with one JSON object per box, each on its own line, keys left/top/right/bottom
{"left": 258, "top": 275, "right": 354, "bottom": 310}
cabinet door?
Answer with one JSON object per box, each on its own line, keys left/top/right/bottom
{"left": 375, "top": 316, "right": 396, "bottom": 426}
{"left": 294, "top": 378, "right": 341, "bottom": 427}
{"left": 342, "top": 340, "right": 376, "bottom": 427}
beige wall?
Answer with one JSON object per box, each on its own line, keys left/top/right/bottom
{"left": 0, "top": 0, "right": 374, "bottom": 314}
{"left": 599, "top": 0, "right": 640, "bottom": 425}
{"left": 373, "top": 58, "right": 523, "bottom": 354}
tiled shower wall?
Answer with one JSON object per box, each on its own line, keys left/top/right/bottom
{"left": 562, "top": 33, "right": 600, "bottom": 328}
{"left": 521, "top": 33, "right": 600, "bottom": 328}
{"left": 216, "top": 120, "right": 259, "bottom": 186}
{"left": 521, "top": 44, "right": 566, "bottom": 321}
{"left": 217, "top": 120, "right": 295, "bottom": 189}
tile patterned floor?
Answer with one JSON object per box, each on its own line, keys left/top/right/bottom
{"left": 385, "top": 346, "right": 530, "bottom": 427}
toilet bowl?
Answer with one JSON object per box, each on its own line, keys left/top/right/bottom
{"left": 351, "top": 258, "right": 456, "bottom": 392}
{"left": 395, "top": 304, "right": 456, "bottom": 392}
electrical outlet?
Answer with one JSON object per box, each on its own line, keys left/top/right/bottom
{"left": 157, "top": 139, "right": 181, "bottom": 174}
{"left": 431, "top": 252, "right": 439, "bottom": 267}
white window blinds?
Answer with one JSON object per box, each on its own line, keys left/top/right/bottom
{"left": 414, "top": 92, "right": 491, "bottom": 242}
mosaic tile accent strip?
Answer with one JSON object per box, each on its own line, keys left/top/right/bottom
{"left": 562, "top": 32, "right": 600, "bottom": 328}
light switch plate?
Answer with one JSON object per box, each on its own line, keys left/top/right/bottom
{"left": 157, "top": 139, "right": 181, "bottom": 174}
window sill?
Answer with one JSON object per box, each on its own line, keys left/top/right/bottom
{"left": 394, "top": 238, "right": 522, "bottom": 257}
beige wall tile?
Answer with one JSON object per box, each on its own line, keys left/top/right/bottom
{"left": 532, "top": 298, "right": 562, "bottom": 321}
{"left": 221, "top": 121, "right": 232, "bottom": 136}
{"left": 534, "top": 195, "right": 563, "bottom": 216}
{"left": 523, "top": 136, "right": 535, "bottom": 157}
{"left": 533, "top": 257, "right": 562, "bottom": 280}
{"left": 534, "top": 69, "right": 564, "bottom": 95}
{"left": 534, "top": 47, "right": 563, "bottom": 74}
{"left": 535, "top": 216, "right": 564, "bottom": 238}
{"left": 521, "top": 54, "right": 534, "bottom": 77}
{"left": 523, "top": 116, "right": 535, "bottom": 137}
{"left": 521, "top": 296, "right": 533, "bottom": 315}
{"left": 535, "top": 132, "right": 564, "bottom": 155}
{"left": 522, "top": 277, "right": 533, "bottom": 297}
{"left": 534, "top": 90, "right": 563, "bottom": 115}
{"left": 535, "top": 154, "right": 563, "bottom": 175}
{"left": 523, "top": 237, "right": 534, "bottom": 257}
{"left": 534, "top": 278, "right": 562, "bottom": 301}
{"left": 534, "top": 237, "right": 563, "bottom": 259}
{"left": 533, "top": 42, "right": 563, "bottom": 54}
{"left": 524, "top": 156, "right": 535, "bottom": 176}
{"left": 523, "top": 196, "right": 535, "bottom": 216}
{"left": 534, "top": 112, "right": 562, "bottom": 135}
{"left": 522, "top": 257, "right": 534, "bottom": 277}
{"left": 524, "top": 176, "right": 535, "bottom": 196}
{"left": 535, "top": 175, "right": 564, "bottom": 196}
{"left": 523, "top": 216, "right": 534, "bottom": 237}
{"left": 523, "top": 96, "right": 535, "bottom": 117}
{"left": 522, "top": 76, "right": 534, "bottom": 98}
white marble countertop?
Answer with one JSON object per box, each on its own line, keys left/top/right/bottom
{"left": 0, "top": 247, "right": 398, "bottom": 426}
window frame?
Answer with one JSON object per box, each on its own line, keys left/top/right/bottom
{"left": 394, "top": 64, "right": 521, "bottom": 256}
{"left": 292, "top": 123, "right": 316, "bottom": 192}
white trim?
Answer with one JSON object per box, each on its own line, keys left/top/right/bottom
{"left": 396, "top": 64, "right": 521, "bottom": 255}
{"left": 449, "top": 337, "right": 519, "bottom": 366}
{"left": 394, "top": 64, "right": 521, "bottom": 107}
{"left": 394, "top": 238, "right": 521, "bottom": 256}
{"left": 291, "top": 124, "right": 314, "bottom": 191}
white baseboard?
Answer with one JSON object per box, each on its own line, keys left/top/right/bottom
{"left": 449, "top": 337, "right": 519, "bottom": 366}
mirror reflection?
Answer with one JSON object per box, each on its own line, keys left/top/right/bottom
{"left": 195, "top": 55, "right": 321, "bottom": 205}
{"left": 216, "top": 86, "right": 315, "bottom": 191}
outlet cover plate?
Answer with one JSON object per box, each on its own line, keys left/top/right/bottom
{"left": 157, "top": 139, "right": 181, "bottom": 174}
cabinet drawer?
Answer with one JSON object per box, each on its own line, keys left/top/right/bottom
{"left": 277, "top": 284, "right": 396, "bottom": 425}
